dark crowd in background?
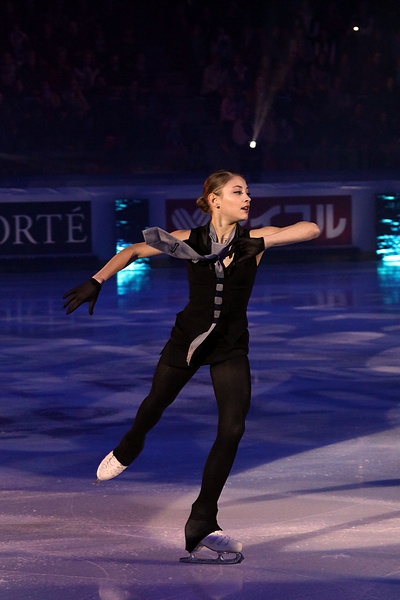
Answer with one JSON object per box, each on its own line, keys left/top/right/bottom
{"left": 1, "top": 0, "right": 400, "bottom": 178}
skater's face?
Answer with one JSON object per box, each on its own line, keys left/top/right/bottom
{"left": 209, "top": 176, "right": 251, "bottom": 223}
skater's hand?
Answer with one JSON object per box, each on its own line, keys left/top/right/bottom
{"left": 229, "top": 237, "right": 265, "bottom": 263}
{"left": 63, "top": 278, "right": 102, "bottom": 315}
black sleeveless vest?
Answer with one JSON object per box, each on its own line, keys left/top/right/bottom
{"left": 161, "top": 222, "right": 259, "bottom": 367}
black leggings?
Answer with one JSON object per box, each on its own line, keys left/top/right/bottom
{"left": 113, "top": 354, "right": 251, "bottom": 552}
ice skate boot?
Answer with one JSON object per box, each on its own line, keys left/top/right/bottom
{"left": 180, "top": 530, "right": 244, "bottom": 564}
{"left": 95, "top": 451, "right": 128, "bottom": 483}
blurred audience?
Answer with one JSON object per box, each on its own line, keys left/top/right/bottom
{"left": 0, "top": 0, "right": 400, "bottom": 176}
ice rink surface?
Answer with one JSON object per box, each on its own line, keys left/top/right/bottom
{"left": 1, "top": 259, "right": 400, "bottom": 599}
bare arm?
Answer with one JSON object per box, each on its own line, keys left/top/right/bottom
{"left": 63, "top": 229, "right": 189, "bottom": 314}
{"left": 93, "top": 229, "right": 190, "bottom": 283}
{"left": 250, "top": 221, "right": 320, "bottom": 250}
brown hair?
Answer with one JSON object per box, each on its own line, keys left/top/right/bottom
{"left": 196, "top": 169, "right": 242, "bottom": 214}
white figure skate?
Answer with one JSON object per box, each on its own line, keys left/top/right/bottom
{"left": 180, "top": 530, "right": 244, "bottom": 564}
{"left": 95, "top": 451, "right": 128, "bottom": 483}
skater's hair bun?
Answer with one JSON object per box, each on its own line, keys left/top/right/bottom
{"left": 196, "top": 169, "right": 242, "bottom": 214}
{"left": 196, "top": 195, "right": 209, "bottom": 213}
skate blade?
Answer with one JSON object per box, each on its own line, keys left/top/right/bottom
{"left": 93, "top": 478, "right": 101, "bottom": 485}
{"left": 180, "top": 552, "right": 244, "bottom": 565}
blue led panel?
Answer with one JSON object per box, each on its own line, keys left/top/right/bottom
{"left": 376, "top": 194, "right": 400, "bottom": 264}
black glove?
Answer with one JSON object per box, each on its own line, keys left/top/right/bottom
{"left": 229, "top": 236, "right": 265, "bottom": 263}
{"left": 63, "top": 277, "right": 102, "bottom": 315}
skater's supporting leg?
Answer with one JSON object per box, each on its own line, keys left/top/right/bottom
{"left": 113, "top": 359, "right": 199, "bottom": 466}
{"left": 185, "top": 356, "right": 251, "bottom": 552}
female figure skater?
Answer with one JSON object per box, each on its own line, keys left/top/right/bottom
{"left": 63, "top": 169, "right": 320, "bottom": 563}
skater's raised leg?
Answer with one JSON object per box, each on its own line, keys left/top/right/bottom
{"left": 96, "top": 359, "right": 198, "bottom": 481}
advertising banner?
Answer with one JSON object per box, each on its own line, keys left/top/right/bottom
{"left": 0, "top": 201, "right": 91, "bottom": 256}
{"left": 166, "top": 195, "right": 352, "bottom": 246}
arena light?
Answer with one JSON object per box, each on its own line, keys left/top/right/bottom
{"left": 251, "top": 62, "right": 289, "bottom": 150}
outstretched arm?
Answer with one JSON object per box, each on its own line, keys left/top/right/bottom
{"left": 251, "top": 221, "right": 320, "bottom": 250}
{"left": 92, "top": 241, "right": 161, "bottom": 284}
{"left": 228, "top": 221, "right": 320, "bottom": 265}
{"left": 63, "top": 229, "right": 189, "bottom": 314}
